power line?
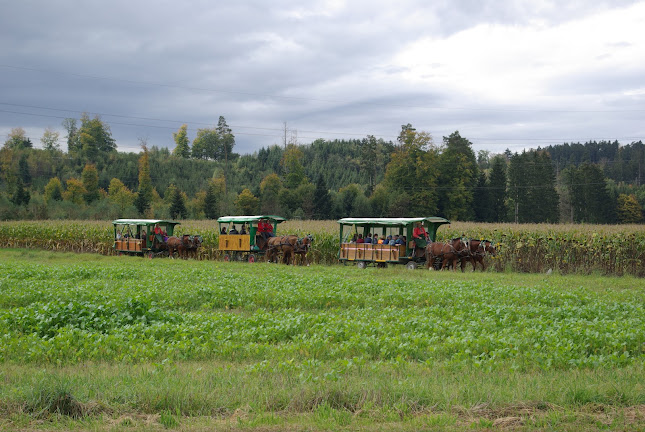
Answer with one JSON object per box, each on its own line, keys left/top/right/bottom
{"left": 3, "top": 63, "right": 645, "bottom": 113}
{"left": 2, "top": 105, "right": 643, "bottom": 146}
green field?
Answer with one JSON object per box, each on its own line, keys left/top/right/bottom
{"left": 1, "top": 249, "right": 644, "bottom": 431}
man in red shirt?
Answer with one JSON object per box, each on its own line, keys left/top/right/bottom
{"left": 412, "top": 222, "right": 429, "bottom": 248}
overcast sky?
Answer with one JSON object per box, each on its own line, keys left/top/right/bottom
{"left": 2, "top": 0, "right": 644, "bottom": 155}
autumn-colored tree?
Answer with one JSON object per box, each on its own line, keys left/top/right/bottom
{"left": 108, "top": 178, "right": 136, "bottom": 214}
{"left": 172, "top": 124, "right": 191, "bottom": 158}
{"left": 260, "top": 173, "right": 283, "bottom": 214}
{"left": 81, "top": 164, "right": 100, "bottom": 204}
{"left": 44, "top": 177, "right": 64, "bottom": 203}
{"left": 617, "top": 193, "right": 643, "bottom": 223}
{"left": 63, "top": 178, "right": 87, "bottom": 205}
{"left": 134, "top": 148, "right": 153, "bottom": 216}
{"left": 235, "top": 188, "right": 259, "bottom": 215}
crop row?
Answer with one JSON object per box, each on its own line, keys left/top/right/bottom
{"left": 0, "top": 220, "right": 644, "bottom": 276}
{"left": 1, "top": 257, "right": 644, "bottom": 368}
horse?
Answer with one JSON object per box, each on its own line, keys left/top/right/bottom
{"left": 425, "top": 237, "right": 468, "bottom": 271}
{"left": 266, "top": 235, "right": 299, "bottom": 264}
{"left": 460, "top": 239, "right": 496, "bottom": 271}
{"left": 166, "top": 235, "right": 194, "bottom": 259}
{"left": 184, "top": 235, "right": 202, "bottom": 259}
{"left": 293, "top": 234, "right": 313, "bottom": 266}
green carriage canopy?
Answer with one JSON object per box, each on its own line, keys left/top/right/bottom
{"left": 337, "top": 217, "right": 450, "bottom": 227}
{"left": 112, "top": 219, "right": 181, "bottom": 226}
{"left": 217, "top": 215, "right": 287, "bottom": 224}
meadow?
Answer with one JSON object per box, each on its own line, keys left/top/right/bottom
{"left": 1, "top": 219, "right": 645, "bottom": 276}
{"left": 0, "top": 249, "right": 644, "bottom": 431}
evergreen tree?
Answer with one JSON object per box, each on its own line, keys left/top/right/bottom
{"left": 134, "top": 148, "right": 153, "bottom": 216}
{"left": 81, "top": 164, "right": 100, "bottom": 204}
{"left": 168, "top": 185, "right": 188, "bottom": 219}
{"left": 18, "top": 155, "right": 31, "bottom": 186}
{"left": 313, "top": 175, "right": 332, "bottom": 219}
{"left": 437, "top": 131, "right": 478, "bottom": 220}
{"left": 172, "top": 124, "right": 191, "bottom": 158}
{"left": 472, "top": 171, "right": 491, "bottom": 222}
{"left": 565, "top": 163, "right": 613, "bottom": 223}
{"left": 11, "top": 178, "right": 30, "bottom": 206}
{"left": 489, "top": 155, "right": 507, "bottom": 222}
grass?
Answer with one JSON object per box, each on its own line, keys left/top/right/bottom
{"left": 0, "top": 249, "right": 644, "bottom": 431}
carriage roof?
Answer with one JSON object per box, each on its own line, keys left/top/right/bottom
{"left": 112, "top": 219, "right": 181, "bottom": 226}
{"left": 217, "top": 215, "right": 287, "bottom": 223}
{"left": 337, "top": 217, "right": 450, "bottom": 227}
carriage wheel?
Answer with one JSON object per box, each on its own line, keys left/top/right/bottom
{"left": 406, "top": 261, "right": 418, "bottom": 270}
{"left": 356, "top": 261, "right": 367, "bottom": 269}
{"left": 223, "top": 254, "right": 231, "bottom": 262}
{"left": 248, "top": 254, "right": 256, "bottom": 263}
{"left": 148, "top": 251, "right": 155, "bottom": 259}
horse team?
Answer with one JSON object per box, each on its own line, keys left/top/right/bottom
{"left": 425, "top": 238, "right": 497, "bottom": 271}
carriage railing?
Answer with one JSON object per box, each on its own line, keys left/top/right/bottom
{"left": 339, "top": 243, "right": 406, "bottom": 262}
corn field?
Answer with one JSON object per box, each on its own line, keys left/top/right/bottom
{"left": 0, "top": 220, "right": 643, "bottom": 276}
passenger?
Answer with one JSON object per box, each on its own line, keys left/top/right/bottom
{"left": 229, "top": 225, "right": 239, "bottom": 234}
{"left": 350, "top": 234, "right": 357, "bottom": 243}
{"left": 385, "top": 235, "right": 393, "bottom": 245}
{"left": 258, "top": 219, "right": 275, "bottom": 240}
{"left": 221, "top": 226, "right": 227, "bottom": 234}
{"left": 240, "top": 224, "right": 247, "bottom": 235}
{"left": 394, "top": 235, "right": 404, "bottom": 245}
{"left": 356, "top": 234, "right": 364, "bottom": 244}
{"left": 364, "top": 233, "right": 372, "bottom": 244}
{"left": 373, "top": 234, "right": 379, "bottom": 244}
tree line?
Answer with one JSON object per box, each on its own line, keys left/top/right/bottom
{"left": 1, "top": 115, "right": 643, "bottom": 224}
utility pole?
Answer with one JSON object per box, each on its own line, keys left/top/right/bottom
{"left": 283, "top": 122, "right": 288, "bottom": 149}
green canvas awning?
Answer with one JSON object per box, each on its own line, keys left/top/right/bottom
{"left": 112, "top": 219, "right": 180, "bottom": 226}
{"left": 337, "top": 217, "right": 450, "bottom": 227}
{"left": 217, "top": 215, "right": 287, "bottom": 224}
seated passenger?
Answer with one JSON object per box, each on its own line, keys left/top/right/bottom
{"left": 364, "top": 233, "right": 372, "bottom": 244}
{"left": 240, "top": 224, "right": 247, "bottom": 235}
{"left": 229, "top": 225, "right": 239, "bottom": 234}
{"left": 385, "top": 235, "right": 392, "bottom": 245}
{"left": 221, "top": 226, "right": 227, "bottom": 234}
{"left": 258, "top": 219, "right": 275, "bottom": 239}
{"left": 350, "top": 234, "right": 357, "bottom": 243}
{"left": 356, "top": 234, "right": 364, "bottom": 244}
{"left": 373, "top": 234, "right": 379, "bottom": 244}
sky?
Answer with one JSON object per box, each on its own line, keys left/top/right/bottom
{"left": 1, "top": 0, "right": 644, "bottom": 155}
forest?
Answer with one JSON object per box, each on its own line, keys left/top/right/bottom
{"left": 1, "top": 114, "right": 644, "bottom": 224}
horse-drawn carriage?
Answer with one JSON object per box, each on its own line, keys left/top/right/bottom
{"left": 338, "top": 217, "right": 451, "bottom": 269}
{"left": 112, "top": 219, "right": 201, "bottom": 259}
{"left": 217, "top": 215, "right": 286, "bottom": 263}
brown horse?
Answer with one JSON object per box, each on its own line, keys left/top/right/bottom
{"left": 425, "top": 238, "right": 468, "bottom": 271}
{"left": 166, "top": 235, "right": 197, "bottom": 259}
{"left": 293, "top": 235, "right": 313, "bottom": 266}
{"left": 184, "top": 235, "right": 202, "bottom": 259}
{"left": 460, "top": 239, "right": 496, "bottom": 271}
{"left": 266, "top": 235, "right": 299, "bottom": 264}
